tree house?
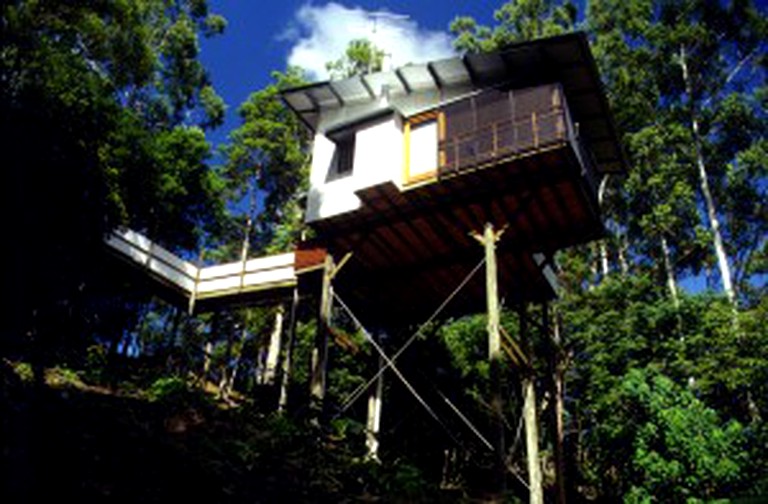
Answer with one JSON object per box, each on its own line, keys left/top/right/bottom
{"left": 281, "top": 33, "right": 624, "bottom": 325}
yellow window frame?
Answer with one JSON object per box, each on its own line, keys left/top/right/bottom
{"left": 403, "top": 111, "right": 444, "bottom": 187}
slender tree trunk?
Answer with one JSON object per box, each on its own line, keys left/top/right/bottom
{"left": 598, "top": 175, "right": 610, "bottom": 278}
{"left": 548, "top": 306, "right": 566, "bottom": 504}
{"left": 218, "top": 316, "right": 234, "bottom": 400}
{"left": 679, "top": 45, "right": 736, "bottom": 305}
{"left": 618, "top": 234, "right": 629, "bottom": 276}
{"left": 202, "top": 340, "right": 213, "bottom": 386}
{"left": 588, "top": 254, "right": 599, "bottom": 290}
{"left": 225, "top": 311, "right": 250, "bottom": 398}
{"left": 278, "top": 288, "right": 300, "bottom": 413}
{"left": 263, "top": 307, "right": 284, "bottom": 385}
{"left": 660, "top": 236, "right": 680, "bottom": 308}
{"left": 366, "top": 345, "right": 384, "bottom": 461}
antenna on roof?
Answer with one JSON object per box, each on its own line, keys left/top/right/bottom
{"left": 366, "top": 10, "right": 409, "bottom": 72}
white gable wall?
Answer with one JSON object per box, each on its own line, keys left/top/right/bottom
{"left": 306, "top": 116, "right": 404, "bottom": 223}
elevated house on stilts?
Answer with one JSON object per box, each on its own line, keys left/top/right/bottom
{"left": 281, "top": 31, "right": 625, "bottom": 500}
{"left": 105, "top": 32, "right": 624, "bottom": 501}
{"left": 282, "top": 32, "right": 623, "bottom": 325}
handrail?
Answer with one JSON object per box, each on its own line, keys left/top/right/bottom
{"left": 105, "top": 228, "right": 325, "bottom": 313}
{"left": 438, "top": 107, "right": 568, "bottom": 175}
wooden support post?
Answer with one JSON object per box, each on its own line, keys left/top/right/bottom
{"left": 263, "top": 306, "right": 284, "bottom": 385}
{"left": 278, "top": 287, "right": 300, "bottom": 413}
{"left": 481, "top": 222, "right": 506, "bottom": 500}
{"left": 310, "top": 255, "right": 334, "bottom": 423}
{"left": 520, "top": 306, "right": 543, "bottom": 504}
{"left": 366, "top": 339, "right": 384, "bottom": 462}
{"left": 548, "top": 304, "right": 567, "bottom": 504}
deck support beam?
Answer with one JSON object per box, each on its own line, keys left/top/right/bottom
{"left": 479, "top": 222, "right": 506, "bottom": 500}
{"left": 520, "top": 305, "right": 544, "bottom": 504}
{"left": 310, "top": 255, "right": 334, "bottom": 424}
{"left": 366, "top": 336, "right": 384, "bottom": 462}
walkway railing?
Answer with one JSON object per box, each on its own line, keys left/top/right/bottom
{"left": 105, "top": 228, "right": 325, "bottom": 312}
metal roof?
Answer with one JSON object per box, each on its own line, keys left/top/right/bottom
{"left": 281, "top": 32, "right": 625, "bottom": 174}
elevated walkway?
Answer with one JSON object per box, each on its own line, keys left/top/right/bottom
{"left": 105, "top": 228, "right": 327, "bottom": 313}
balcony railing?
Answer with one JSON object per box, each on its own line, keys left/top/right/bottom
{"left": 437, "top": 83, "right": 589, "bottom": 180}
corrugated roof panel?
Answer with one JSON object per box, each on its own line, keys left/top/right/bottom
{"left": 398, "top": 64, "right": 436, "bottom": 91}
{"left": 330, "top": 77, "right": 371, "bottom": 103}
{"left": 308, "top": 85, "right": 341, "bottom": 108}
{"left": 363, "top": 71, "right": 407, "bottom": 97}
{"left": 283, "top": 91, "right": 314, "bottom": 112}
{"left": 281, "top": 32, "right": 626, "bottom": 173}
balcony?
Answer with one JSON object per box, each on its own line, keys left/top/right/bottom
{"left": 437, "top": 83, "right": 596, "bottom": 191}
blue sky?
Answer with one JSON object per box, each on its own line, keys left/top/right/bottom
{"left": 199, "top": 1, "right": 497, "bottom": 149}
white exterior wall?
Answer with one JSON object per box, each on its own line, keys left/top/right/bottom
{"left": 306, "top": 117, "right": 404, "bottom": 223}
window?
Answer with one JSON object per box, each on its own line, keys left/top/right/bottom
{"left": 326, "top": 133, "right": 356, "bottom": 182}
{"left": 403, "top": 111, "right": 440, "bottom": 186}
{"left": 336, "top": 135, "right": 355, "bottom": 175}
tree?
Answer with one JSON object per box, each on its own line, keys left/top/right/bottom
{"left": 647, "top": 0, "right": 766, "bottom": 304}
{"left": 618, "top": 368, "right": 747, "bottom": 502}
{"left": 223, "top": 67, "right": 311, "bottom": 257}
{"left": 1, "top": 0, "right": 229, "bottom": 378}
{"left": 326, "top": 39, "right": 385, "bottom": 79}
{"left": 451, "top": 0, "right": 576, "bottom": 52}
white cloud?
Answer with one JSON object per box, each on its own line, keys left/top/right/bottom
{"left": 283, "top": 2, "right": 455, "bottom": 80}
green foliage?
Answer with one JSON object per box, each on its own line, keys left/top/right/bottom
{"left": 147, "top": 376, "right": 188, "bottom": 402}
{"left": 83, "top": 344, "right": 108, "bottom": 383}
{"left": 326, "top": 38, "right": 385, "bottom": 79}
{"left": 3, "top": 0, "right": 230, "bottom": 352}
{"left": 451, "top": 0, "right": 576, "bottom": 52}
{"left": 561, "top": 272, "right": 767, "bottom": 500}
{"left": 222, "top": 67, "right": 310, "bottom": 256}
{"left": 10, "top": 361, "right": 34, "bottom": 383}
{"left": 619, "top": 368, "right": 747, "bottom": 502}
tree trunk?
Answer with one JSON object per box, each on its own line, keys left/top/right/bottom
{"left": 618, "top": 234, "right": 629, "bottom": 276}
{"left": 263, "top": 306, "right": 284, "bottom": 386}
{"left": 225, "top": 312, "right": 250, "bottom": 398}
{"left": 679, "top": 44, "right": 736, "bottom": 305}
{"left": 365, "top": 349, "right": 384, "bottom": 461}
{"left": 218, "top": 316, "right": 234, "bottom": 400}
{"left": 202, "top": 340, "right": 213, "bottom": 386}
{"left": 660, "top": 236, "right": 680, "bottom": 308}
{"left": 278, "top": 288, "right": 300, "bottom": 413}
{"left": 598, "top": 175, "right": 610, "bottom": 278}
{"left": 548, "top": 306, "right": 566, "bottom": 504}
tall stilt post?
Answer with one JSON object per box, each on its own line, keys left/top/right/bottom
{"left": 481, "top": 222, "right": 506, "bottom": 500}
{"left": 278, "top": 287, "right": 300, "bottom": 413}
{"left": 520, "top": 306, "right": 543, "bottom": 504}
{"left": 547, "top": 304, "right": 567, "bottom": 504}
{"left": 366, "top": 336, "right": 384, "bottom": 461}
{"left": 310, "top": 255, "right": 334, "bottom": 424}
